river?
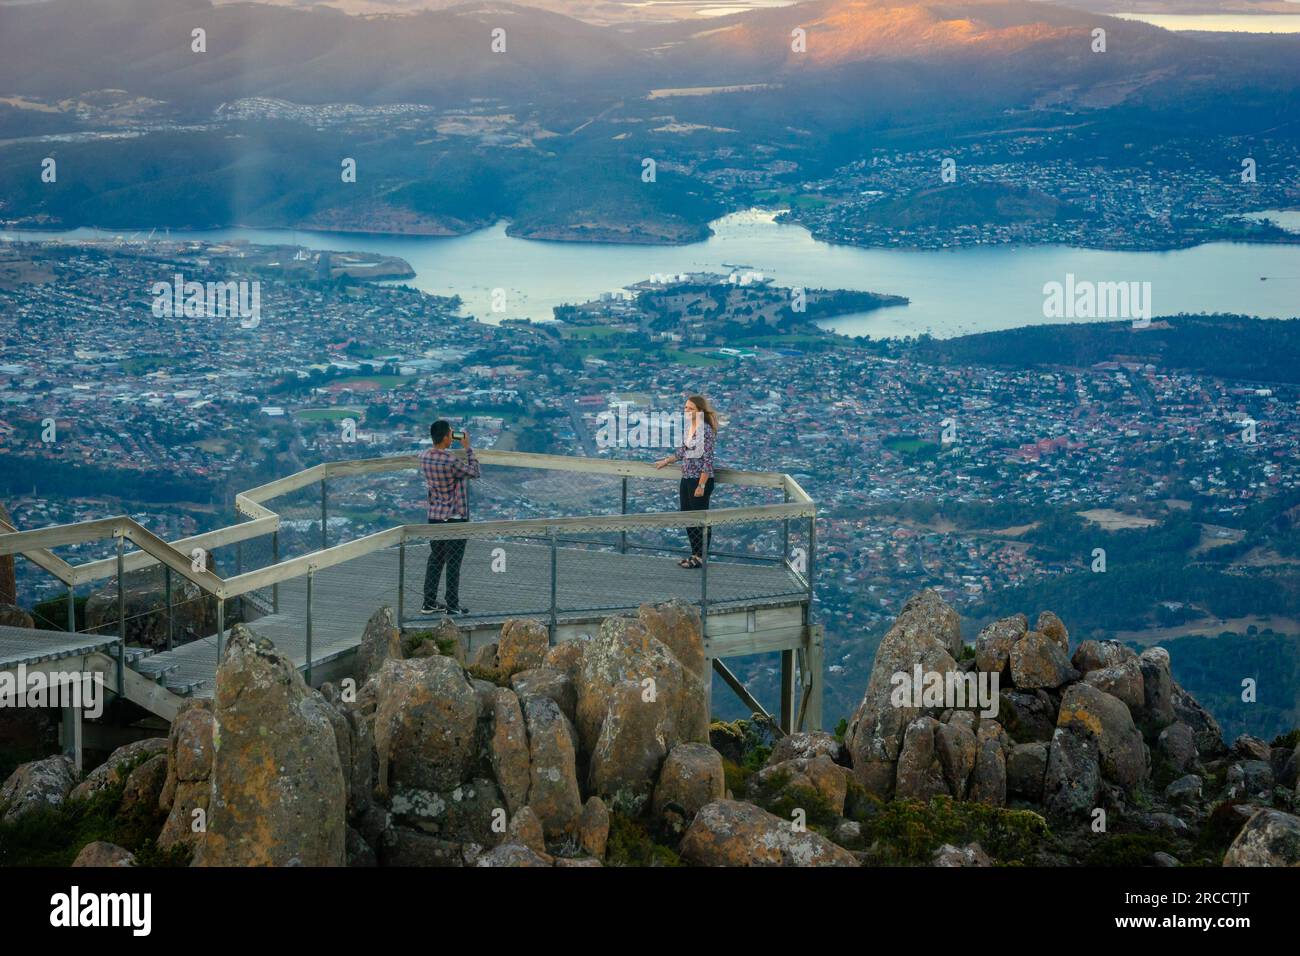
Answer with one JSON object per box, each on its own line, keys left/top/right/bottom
{"left": 5, "top": 209, "right": 1300, "bottom": 339}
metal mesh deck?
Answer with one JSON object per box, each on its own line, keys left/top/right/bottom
{"left": 136, "top": 540, "right": 805, "bottom": 698}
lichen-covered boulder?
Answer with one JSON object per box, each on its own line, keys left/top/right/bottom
{"left": 487, "top": 687, "right": 530, "bottom": 816}
{"left": 576, "top": 613, "right": 706, "bottom": 758}
{"left": 1056, "top": 683, "right": 1148, "bottom": 787}
{"left": 193, "top": 625, "right": 346, "bottom": 866}
{"left": 975, "top": 615, "right": 1027, "bottom": 676}
{"left": 1138, "top": 647, "right": 1175, "bottom": 727}
{"left": 1071, "top": 639, "right": 1135, "bottom": 675}
{"left": 158, "top": 701, "right": 214, "bottom": 851}
{"left": 522, "top": 695, "right": 582, "bottom": 839}
{"left": 69, "top": 737, "right": 167, "bottom": 802}
{"left": 1171, "top": 682, "right": 1225, "bottom": 757}
{"left": 1082, "top": 657, "right": 1145, "bottom": 712}
{"left": 847, "top": 590, "right": 961, "bottom": 797}
{"left": 506, "top": 805, "right": 547, "bottom": 856}
{"left": 969, "top": 721, "right": 1010, "bottom": 807}
{"left": 510, "top": 667, "right": 576, "bottom": 726}
{"left": 998, "top": 689, "right": 1058, "bottom": 744}
{"left": 475, "top": 843, "right": 553, "bottom": 867}
{"left": 935, "top": 715, "right": 978, "bottom": 798}
{"left": 1157, "top": 722, "right": 1198, "bottom": 774}
{"left": 894, "top": 716, "right": 949, "bottom": 801}
{"left": 72, "top": 841, "right": 136, "bottom": 867}
{"left": 498, "top": 618, "right": 550, "bottom": 678}
{"left": 679, "top": 799, "right": 858, "bottom": 867}
{"left": 1, "top": 754, "right": 77, "bottom": 822}
{"left": 1007, "top": 742, "right": 1048, "bottom": 802}
{"left": 374, "top": 655, "right": 480, "bottom": 798}
{"left": 588, "top": 680, "right": 670, "bottom": 810}
{"left": 1057, "top": 691, "right": 1140, "bottom": 790}
{"left": 354, "top": 606, "right": 401, "bottom": 683}
{"left": 753, "top": 754, "right": 849, "bottom": 817}
{"left": 1009, "top": 631, "right": 1078, "bottom": 690}
{"left": 1222, "top": 809, "right": 1300, "bottom": 867}
{"left": 769, "top": 731, "right": 842, "bottom": 766}
{"left": 1042, "top": 727, "right": 1101, "bottom": 817}
{"left": 543, "top": 638, "right": 586, "bottom": 680}
{"left": 577, "top": 795, "right": 610, "bottom": 859}
{"left": 120, "top": 753, "right": 168, "bottom": 818}
{"left": 653, "top": 743, "right": 725, "bottom": 822}
{"left": 932, "top": 842, "right": 992, "bottom": 867}
{"left": 1035, "top": 611, "right": 1069, "bottom": 653}
{"left": 638, "top": 600, "right": 706, "bottom": 682}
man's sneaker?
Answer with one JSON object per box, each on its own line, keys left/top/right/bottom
{"left": 419, "top": 601, "right": 444, "bottom": 615}
{"left": 445, "top": 604, "right": 470, "bottom": 616}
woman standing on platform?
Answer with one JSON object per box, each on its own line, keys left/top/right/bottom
{"left": 655, "top": 394, "right": 718, "bottom": 569}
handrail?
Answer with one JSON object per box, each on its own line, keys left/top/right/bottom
{"left": 0, "top": 450, "right": 815, "bottom": 602}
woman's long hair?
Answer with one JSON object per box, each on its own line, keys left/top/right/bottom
{"left": 688, "top": 394, "right": 720, "bottom": 432}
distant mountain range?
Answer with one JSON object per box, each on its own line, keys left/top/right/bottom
{"left": 2, "top": 0, "right": 1298, "bottom": 109}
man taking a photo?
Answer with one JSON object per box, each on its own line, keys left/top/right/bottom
{"left": 420, "top": 420, "right": 480, "bottom": 615}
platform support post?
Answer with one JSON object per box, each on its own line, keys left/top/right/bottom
{"left": 397, "top": 536, "right": 406, "bottom": 629}
{"left": 61, "top": 701, "right": 83, "bottom": 774}
{"left": 803, "top": 625, "right": 824, "bottom": 732}
{"left": 320, "top": 479, "right": 328, "bottom": 550}
{"left": 115, "top": 534, "right": 125, "bottom": 698}
{"left": 306, "top": 567, "right": 315, "bottom": 686}
{"left": 619, "top": 477, "right": 628, "bottom": 554}
{"left": 780, "top": 649, "right": 795, "bottom": 734}
{"left": 272, "top": 530, "right": 280, "bottom": 613}
{"left": 164, "top": 566, "right": 174, "bottom": 652}
{"left": 548, "top": 527, "right": 558, "bottom": 645}
{"left": 66, "top": 582, "right": 75, "bottom": 633}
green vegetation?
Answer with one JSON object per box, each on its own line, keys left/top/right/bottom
{"left": 0, "top": 752, "right": 189, "bottom": 867}
{"left": 605, "top": 811, "right": 682, "bottom": 867}
{"left": 850, "top": 794, "right": 1050, "bottom": 865}
{"left": 663, "top": 348, "right": 725, "bottom": 368}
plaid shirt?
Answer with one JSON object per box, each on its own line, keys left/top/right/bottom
{"left": 677, "top": 422, "right": 715, "bottom": 480}
{"left": 419, "top": 445, "right": 480, "bottom": 520}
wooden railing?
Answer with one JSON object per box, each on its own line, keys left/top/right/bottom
{"left": 0, "top": 450, "right": 817, "bottom": 681}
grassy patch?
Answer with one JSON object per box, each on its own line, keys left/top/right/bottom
{"left": 855, "top": 795, "right": 1050, "bottom": 865}
{"left": 605, "top": 811, "right": 682, "bottom": 867}
{"left": 0, "top": 755, "right": 187, "bottom": 867}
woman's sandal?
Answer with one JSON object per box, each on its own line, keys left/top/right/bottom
{"left": 679, "top": 555, "right": 703, "bottom": 569}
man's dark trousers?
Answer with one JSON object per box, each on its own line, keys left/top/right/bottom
{"left": 424, "top": 517, "right": 468, "bottom": 608}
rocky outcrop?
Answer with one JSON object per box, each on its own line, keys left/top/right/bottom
{"left": 653, "top": 742, "right": 725, "bottom": 823}
{"left": 1222, "top": 809, "right": 1300, "bottom": 866}
{"left": 69, "top": 737, "right": 167, "bottom": 802}
{"left": 0, "top": 753, "right": 77, "bottom": 821}
{"left": 847, "top": 589, "right": 962, "bottom": 797}
{"left": 522, "top": 695, "right": 583, "bottom": 839}
{"left": 159, "top": 700, "right": 214, "bottom": 850}
{"left": 679, "top": 800, "right": 858, "bottom": 867}
{"left": 497, "top": 618, "right": 550, "bottom": 678}
{"left": 374, "top": 655, "right": 479, "bottom": 798}
{"left": 354, "top": 606, "right": 401, "bottom": 683}
{"left": 72, "top": 842, "right": 137, "bottom": 867}
{"left": 193, "top": 624, "right": 346, "bottom": 867}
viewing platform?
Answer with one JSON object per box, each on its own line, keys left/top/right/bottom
{"left": 0, "top": 450, "right": 821, "bottom": 759}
